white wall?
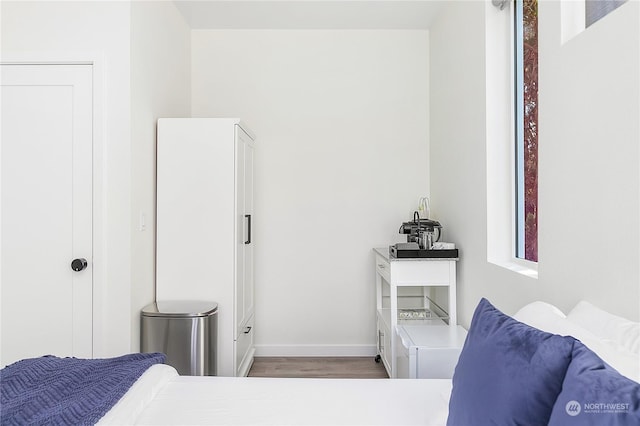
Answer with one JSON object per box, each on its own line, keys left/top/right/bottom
{"left": 191, "top": 30, "right": 430, "bottom": 355}
{"left": 1, "top": 0, "right": 193, "bottom": 355}
{"left": 536, "top": 0, "right": 639, "bottom": 319}
{"left": 430, "top": 0, "right": 639, "bottom": 325}
{"left": 130, "top": 1, "right": 191, "bottom": 351}
{"left": 1, "top": 1, "right": 133, "bottom": 356}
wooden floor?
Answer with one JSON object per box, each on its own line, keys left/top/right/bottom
{"left": 248, "top": 357, "right": 389, "bottom": 379}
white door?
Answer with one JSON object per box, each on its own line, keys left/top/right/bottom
{"left": 235, "top": 125, "right": 254, "bottom": 334}
{"left": 0, "top": 64, "right": 93, "bottom": 367}
{"left": 243, "top": 130, "right": 255, "bottom": 323}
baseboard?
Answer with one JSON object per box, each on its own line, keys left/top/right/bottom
{"left": 254, "top": 344, "right": 377, "bottom": 357}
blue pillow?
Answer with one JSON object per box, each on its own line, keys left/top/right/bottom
{"left": 447, "top": 298, "right": 575, "bottom": 426}
{"left": 548, "top": 341, "right": 640, "bottom": 425}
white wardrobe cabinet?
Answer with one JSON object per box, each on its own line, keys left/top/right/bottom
{"left": 156, "top": 118, "right": 256, "bottom": 377}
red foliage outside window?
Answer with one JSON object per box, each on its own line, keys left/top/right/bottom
{"left": 523, "top": 0, "right": 538, "bottom": 262}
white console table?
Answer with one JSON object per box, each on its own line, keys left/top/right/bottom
{"left": 373, "top": 247, "right": 459, "bottom": 379}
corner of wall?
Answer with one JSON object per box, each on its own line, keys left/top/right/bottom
{"left": 130, "top": 0, "right": 192, "bottom": 351}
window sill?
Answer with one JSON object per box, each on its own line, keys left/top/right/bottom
{"left": 490, "top": 257, "right": 538, "bottom": 279}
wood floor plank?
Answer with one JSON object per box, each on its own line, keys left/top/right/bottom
{"left": 248, "top": 357, "right": 388, "bottom": 379}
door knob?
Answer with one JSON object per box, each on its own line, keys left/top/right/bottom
{"left": 71, "top": 258, "right": 88, "bottom": 272}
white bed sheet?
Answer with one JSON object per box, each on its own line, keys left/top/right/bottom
{"left": 98, "top": 364, "right": 179, "bottom": 425}
{"left": 101, "top": 365, "right": 452, "bottom": 425}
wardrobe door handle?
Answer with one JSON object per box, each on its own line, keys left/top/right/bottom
{"left": 245, "top": 214, "right": 252, "bottom": 244}
{"left": 244, "top": 326, "right": 252, "bottom": 334}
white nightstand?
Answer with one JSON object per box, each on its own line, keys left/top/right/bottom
{"left": 395, "top": 325, "right": 467, "bottom": 379}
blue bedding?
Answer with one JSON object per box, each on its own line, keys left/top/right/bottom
{"left": 0, "top": 353, "right": 165, "bottom": 426}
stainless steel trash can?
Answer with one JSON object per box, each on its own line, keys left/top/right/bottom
{"left": 141, "top": 300, "right": 218, "bottom": 376}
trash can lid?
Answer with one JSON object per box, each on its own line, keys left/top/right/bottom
{"left": 141, "top": 300, "right": 218, "bottom": 318}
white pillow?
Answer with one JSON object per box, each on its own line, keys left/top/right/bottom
{"left": 566, "top": 300, "right": 640, "bottom": 355}
{"left": 514, "top": 301, "right": 640, "bottom": 383}
{"left": 512, "top": 301, "right": 566, "bottom": 323}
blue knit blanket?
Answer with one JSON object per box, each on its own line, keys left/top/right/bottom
{"left": 0, "top": 353, "right": 166, "bottom": 425}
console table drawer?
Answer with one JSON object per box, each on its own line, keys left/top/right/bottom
{"left": 393, "top": 261, "right": 451, "bottom": 286}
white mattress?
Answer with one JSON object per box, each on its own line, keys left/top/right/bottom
{"left": 100, "top": 364, "right": 452, "bottom": 425}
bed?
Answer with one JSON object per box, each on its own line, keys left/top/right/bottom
{"left": 100, "top": 369, "right": 451, "bottom": 425}
{"left": 2, "top": 299, "right": 639, "bottom": 426}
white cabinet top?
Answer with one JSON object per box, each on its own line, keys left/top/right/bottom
{"left": 396, "top": 325, "right": 467, "bottom": 349}
{"left": 157, "top": 117, "right": 256, "bottom": 141}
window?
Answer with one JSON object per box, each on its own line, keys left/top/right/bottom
{"left": 586, "top": 0, "right": 628, "bottom": 27}
{"left": 515, "top": 0, "right": 538, "bottom": 262}
{"left": 562, "top": 0, "right": 628, "bottom": 44}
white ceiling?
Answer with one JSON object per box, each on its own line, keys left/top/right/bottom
{"left": 172, "top": 1, "right": 445, "bottom": 30}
